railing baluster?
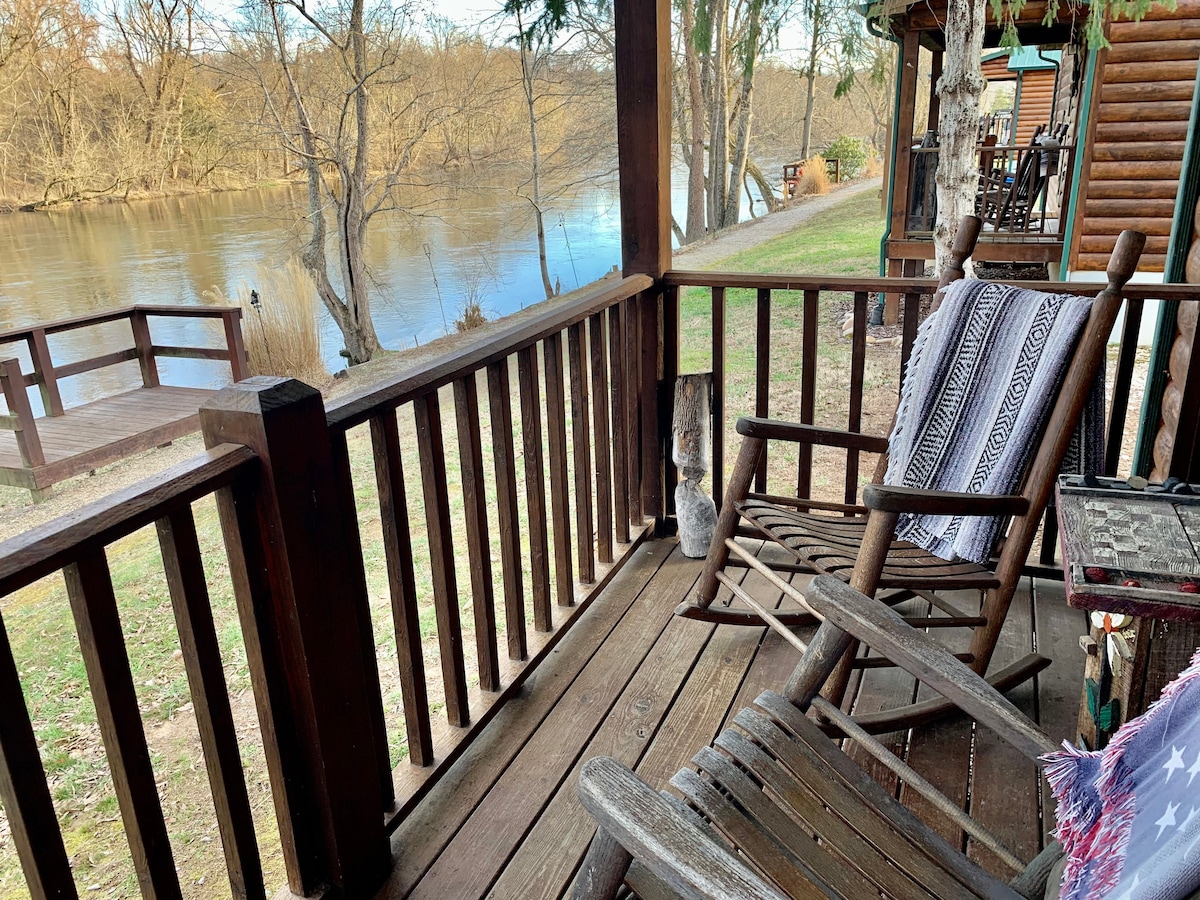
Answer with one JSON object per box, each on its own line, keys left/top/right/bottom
{"left": 453, "top": 374, "right": 501, "bottom": 691}
{"left": 608, "top": 306, "right": 630, "bottom": 545}
{"left": 486, "top": 360, "right": 527, "bottom": 660}
{"left": 413, "top": 392, "right": 470, "bottom": 727}
{"left": 755, "top": 288, "right": 771, "bottom": 492}
{"left": 543, "top": 333, "right": 575, "bottom": 604}
{"left": 327, "top": 429, "right": 394, "bottom": 806}
{"left": 369, "top": 411, "right": 434, "bottom": 766}
{"left": 27, "top": 328, "right": 63, "bottom": 416}
{"left": 662, "top": 285, "right": 679, "bottom": 515}
{"left": 846, "top": 291, "right": 868, "bottom": 505}
{"left": 157, "top": 507, "right": 266, "bottom": 900}
{"left": 711, "top": 286, "right": 726, "bottom": 509}
{"left": 0, "top": 608, "right": 77, "bottom": 900}
{"left": 568, "top": 323, "right": 595, "bottom": 584}
{"left": 1106, "top": 298, "right": 1144, "bottom": 476}
{"left": 624, "top": 299, "right": 642, "bottom": 523}
{"left": 517, "top": 347, "right": 553, "bottom": 632}
{"left": 589, "top": 314, "right": 614, "bottom": 564}
{"left": 797, "top": 289, "right": 819, "bottom": 499}
{"left": 64, "top": 548, "right": 182, "bottom": 900}
{"left": 901, "top": 291, "right": 921, "bottom": 383}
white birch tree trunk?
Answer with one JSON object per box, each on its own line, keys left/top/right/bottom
{"left": 932, "top": 0, "right": 985, "bottom": 274}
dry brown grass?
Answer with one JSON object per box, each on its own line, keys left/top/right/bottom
{"left": 864, "top": 152, "right": 883, "bottom": 178}
{"left": 797, "top": 155, "right": 831, "bottom": 195}
{"left": 210, "top": 257, "right": 329, "bottom": 386}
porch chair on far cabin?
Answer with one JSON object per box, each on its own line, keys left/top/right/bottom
{"left": 573, "top": 572, "right": 1200, "bottom": 900}
{"left": 676, "top": 226, "right": 1146, "bottom": 733}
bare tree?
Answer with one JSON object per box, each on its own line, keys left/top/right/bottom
{"left": 246, "top": 0, "right": 448, "bottom": 364}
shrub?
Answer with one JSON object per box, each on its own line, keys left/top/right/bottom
{"left": 797, "top": 155, "right": 831, "bottom": 195}
{"left": 455, "top": 299, "right": 488, "bottom": 332}
{"left": 208, "top": 257, "right": 328, "bottom": 386}
{"left": 824, "top": 135, "right": 869, "bottom": 180}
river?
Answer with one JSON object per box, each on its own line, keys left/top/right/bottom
{"left": 0, "top": 172, "right": 767, "bottom": 411}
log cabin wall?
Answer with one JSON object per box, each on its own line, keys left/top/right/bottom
{"left": 980, "top": 57, "right": 1056, "bottom": 145}
{"left": 1150, "top": 189, "right": 1200, "bottom": 480}
{"left": 1013, "top": 68, "right": 1056, "bottom": 145}
{"left": 1070, "top": 0, "right": 1200, "bottom": 272}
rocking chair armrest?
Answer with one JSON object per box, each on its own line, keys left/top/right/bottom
{"left": 862, "top": 484, "right": 1030, "bottom": 517}
{"left": 802, "top": 575, "right": 1058, "bottom": 762}
{"left": 736, "top": 416, "right": 890, "bottom": 453}
{"left": 577, "top": 757, "right": 787, "bottom": 900}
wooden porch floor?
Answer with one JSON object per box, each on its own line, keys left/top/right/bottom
{"left": 379, "top": 537, "right": 1086, "bottom": 900}
{"left": 0, "top": 385, "right": 213, "bottom": 491}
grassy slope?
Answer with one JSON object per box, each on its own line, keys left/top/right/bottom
{"left": 0, "top": 188, "right": 886, "bottom": 899}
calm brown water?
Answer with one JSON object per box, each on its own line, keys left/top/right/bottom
{"left": 0, "top": 180, "right": 625, "bottom": 410}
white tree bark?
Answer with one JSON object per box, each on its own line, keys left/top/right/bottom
{"left": 932, "top": 0, "right": 985, "bottom": 275}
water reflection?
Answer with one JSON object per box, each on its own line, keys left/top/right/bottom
{"left": 0, "top": 177, "right": 625, "bottom": 407}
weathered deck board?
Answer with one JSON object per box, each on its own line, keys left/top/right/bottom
{"left": 0, "top": 386, "right": 213, "bottom": 490}
{"left": 382, "top": 539, "right": 1085, "bottom": 900}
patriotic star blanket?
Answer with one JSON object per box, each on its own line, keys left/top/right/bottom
{"left": 884, "top": 279, "right": 1099, "bottom": 564}
{"left": 1043, "top": 649, "right": 1200, "bottom": 899}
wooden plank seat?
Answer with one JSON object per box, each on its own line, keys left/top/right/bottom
{"left": 574, "top": 574, "right": 1063, "bottom": 900}
{"left": 739, "top": 498, "right": 1001, "bottom": 591}
{"left": 677, "top": 223, "right": 1148, "bottom": 734}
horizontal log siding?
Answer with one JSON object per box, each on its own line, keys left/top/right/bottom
{"left": 1073, "top": 1, "right": 1200, "bottom": 271}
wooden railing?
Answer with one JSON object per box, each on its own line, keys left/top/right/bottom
{"left": 904, "top": 143, "right": 1076, "bottom": 240}
{"left": 321, "top": 273, "right": 658, "bottom": 827}
{"left": 0, "top": 445, "right": 261, "bottom": 899}
{"left": 0, "top": 305, "right": 248, "bottom": 469}
{"left": 661, "top": 273, "right": 1200, "bottom": 565}
{"left": 0, "top": 274, "right": 660, "bottom": 899}
{"left": 10, "top": 270, "right": 1200, "bottom": 899}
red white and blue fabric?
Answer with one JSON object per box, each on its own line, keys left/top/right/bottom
{"left": 1044, "top": 648, "right": 1200, "bottom": 899}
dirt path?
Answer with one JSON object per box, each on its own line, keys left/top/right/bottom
{"left": 670, "top": 177, "right": 882, "bottom": 269}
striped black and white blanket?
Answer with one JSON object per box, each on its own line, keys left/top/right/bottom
{"left": 884, "top": 278, "right": 1102, "bottom": 564}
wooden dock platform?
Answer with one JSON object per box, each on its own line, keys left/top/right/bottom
{"left": 0, "top": 305, "right": 246, "bottom": 497}
{"left": 0, "top": 385, "right": 215, "bottom": 491}
{"left": 380, "top": 540, "right": 1086, "bottom": 900}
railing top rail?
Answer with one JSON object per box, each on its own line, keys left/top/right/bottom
{"left": 0, "top": 443, "right": 255, "bottom": 597}
{"left": 326, "top": 273, "right": 653, "bottom": 433}
{"left": 0, "top": 304, "right": 243, "bottom": 346}
{"left": 663, "top": 271, "right": 1200, "bottom": 303}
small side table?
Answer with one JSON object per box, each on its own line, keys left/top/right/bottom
{"left": 1056, "top": 475, "right": 1200, "bottom": 749}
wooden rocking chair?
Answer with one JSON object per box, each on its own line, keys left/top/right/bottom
{"left": 676, "top": 226, "right": 1146, "bottom": 732}
{"left": 574, "top": 573, "right": 1066, "bottom": 900}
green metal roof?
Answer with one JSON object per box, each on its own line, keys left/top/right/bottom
{"left": 981, "top": 47, "right": 1061, "bottom": 70}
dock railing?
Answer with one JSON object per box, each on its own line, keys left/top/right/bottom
{"left": 5, "top": 271, "right": 1200, "bottom": 899}
{"left": 0, "top": 305, "right": 248, "bottom": 471}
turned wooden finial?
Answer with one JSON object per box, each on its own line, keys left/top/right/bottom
{"left": 1105, "top": 230, "right": 1147, "bottom": 293}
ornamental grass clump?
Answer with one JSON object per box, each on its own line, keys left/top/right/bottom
{"left": 797, "top": 155, "right": 831, "bottom": 195}
{"left": 213, "top": 257, "right": 328, "bottom": 386}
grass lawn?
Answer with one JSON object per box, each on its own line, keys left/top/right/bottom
{"left": 0, "top": 187, "right": 891, "bottom": 899}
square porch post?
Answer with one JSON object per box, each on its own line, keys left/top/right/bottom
{"left": 615, "top": 0, "right": 672, "bottom": 525}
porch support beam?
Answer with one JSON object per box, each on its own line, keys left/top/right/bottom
{"left": 615, "top": 0, "right": 671, "bottom": 523}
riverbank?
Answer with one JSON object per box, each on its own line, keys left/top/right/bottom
{"left": 0, "top": 177, "right": 881, "bottom": 535}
